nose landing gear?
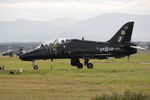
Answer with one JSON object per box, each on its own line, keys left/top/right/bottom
{"left": 32, "top": 60, "right": 38, "bottom": 70}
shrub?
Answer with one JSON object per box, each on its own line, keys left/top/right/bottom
{"left": 92, "top": 90, "right": 150, "bottom": 100}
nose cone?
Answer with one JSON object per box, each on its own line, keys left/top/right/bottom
{"left": 19, "top": 48, "right": 52, "bottom": 61}
{"left": 19, "top": 52, "right": 33, "bottom": 61}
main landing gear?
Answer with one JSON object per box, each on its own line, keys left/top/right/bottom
{"left": 87, "top": 63, "right": 93, "bottom": 69}
{"left": 71, "top": 58, "right": 93, "bottom": 69}
{"left": 32, "top": 60, "right": 38, "bottom": 70}
{"left": 71, "top": 58, "right": 83, "bottom": 69}
{"left": 84, "top": 58, "right": 93, "bottom": 69}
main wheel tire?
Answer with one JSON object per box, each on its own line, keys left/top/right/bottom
{"left": 77, "top": 63, "right": 83, "bottom": 69}
{"left": 87, "top": 63, "right": 93, "bottom": 69}
{"left": 33, "top": 65, "right": 38, "bottom": 70}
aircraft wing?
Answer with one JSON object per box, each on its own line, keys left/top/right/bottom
{"left": 64, "top": 49, "right": 97, "bottom": 57}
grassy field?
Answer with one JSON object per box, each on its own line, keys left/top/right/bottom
{"left": 0, "top": 54, "right": 150, "bottom": 100}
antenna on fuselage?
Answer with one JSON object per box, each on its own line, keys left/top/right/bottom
{"left": 128, "top": 55, "right": 130, "bottom": 63}
{"left": 82, "top": 37, "right": 84, "bottom": 40}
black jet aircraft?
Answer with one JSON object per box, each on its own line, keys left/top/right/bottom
{"left": 19, "top": 22, "right": 138, "bottom": 69}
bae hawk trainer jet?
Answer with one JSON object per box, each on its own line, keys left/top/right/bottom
{"left": 19, "top": 22, "right": 139, "bottom": 69}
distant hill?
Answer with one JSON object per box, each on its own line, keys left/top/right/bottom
{"left": 0, "top": 13, "right": 150, "bottom": 42}
{"left": 49, "top": 17, "right": 81, "bottom": 27}
{"left": 62, "top": 13, "right": 150, "bottom": 41}
{"left": 0, "top": 18, "right": 81, "bottom": 42}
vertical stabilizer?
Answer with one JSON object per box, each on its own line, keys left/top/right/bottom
{"left": 108, "top": 22, "right": 134, "bottom": 43}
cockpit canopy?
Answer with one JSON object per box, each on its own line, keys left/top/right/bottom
{"left": 35, "top": 38, "right": 71, "bottom": 50}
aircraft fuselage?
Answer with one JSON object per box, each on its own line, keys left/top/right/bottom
{"left": 19, "top": 39, "right": 137, "bottom": 61}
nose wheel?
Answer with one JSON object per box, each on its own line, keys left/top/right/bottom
{"left": 32, "top": 60, "right": 38, "bottom": 70}
{"left": 33, "top": 65, "right": 38, "bottom": 70}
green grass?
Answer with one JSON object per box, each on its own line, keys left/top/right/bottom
{"left": 0, "top": 54, "right": 150, "bottom": 100}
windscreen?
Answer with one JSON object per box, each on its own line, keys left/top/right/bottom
{"left": 35, "top": 38, "right": 71, "bottom": 50}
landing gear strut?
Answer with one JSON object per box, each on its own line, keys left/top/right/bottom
{"left": 127, "top": 55, "right": 130, "bottom": 63}
{"left": 32, "top": 60, "right": 38, "bottom": 70}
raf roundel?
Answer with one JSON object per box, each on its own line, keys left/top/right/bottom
{"left": 121, "top": 30, "right": 126, "bottom": 35}
{"left": 105, "top": 47, "right": 109, "bottom": 52}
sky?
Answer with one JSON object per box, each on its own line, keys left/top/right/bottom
{"left": 0, "top": 0, "right": 150, "bottom": 42}
{"left": 0, "top": 0, "right": 150, "bottom": 21}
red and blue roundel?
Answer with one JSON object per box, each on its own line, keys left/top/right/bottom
{"left": 104, "top": 47, "right": 109, "bottom": 52}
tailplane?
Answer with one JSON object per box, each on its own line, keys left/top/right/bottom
{"left": 108, "top": 22, "right": 134, "bottom": 43}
